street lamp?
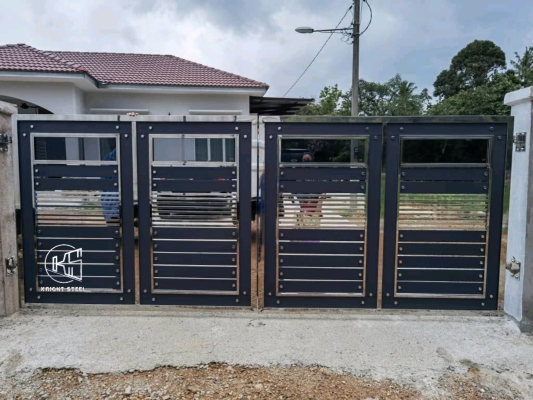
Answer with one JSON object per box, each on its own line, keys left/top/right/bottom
{"left": 295, "top": 27, "right": 314, "bottom": 34}
{"left": 295, "top": 27, "right": 350, "bottom": 34}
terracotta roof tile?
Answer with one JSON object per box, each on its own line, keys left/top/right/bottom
{"left": 0, "top": 44, "right": 269, "bottom": 89}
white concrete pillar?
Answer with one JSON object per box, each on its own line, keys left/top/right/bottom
{"left": 503, "top": 86, "right": 533, "bottom": 332}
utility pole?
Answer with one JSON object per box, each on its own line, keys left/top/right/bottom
{"left": 352, "top": 0, "right": 360, "bottom": 116}
{"left": 350, "top": 0, "right": 361, "bottom": 166}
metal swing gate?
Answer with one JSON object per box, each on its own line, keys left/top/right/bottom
{"left": 262, "top": 122, "right": 382, "bottom": 308}
{"left": 19, "top": 120, "right": 136, "bottom": 304}
{"left": 381, "top": 122, "right": 507, "bottom": 310}
{"left": 136, "top": 121, "right": 252, "bottom": 306}
{"left": 16, "top": 116, "right": 509, "bottom": 310}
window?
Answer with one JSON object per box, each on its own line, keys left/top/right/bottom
{"left": 195, "top": 138, "right": 236, "bottom": 162}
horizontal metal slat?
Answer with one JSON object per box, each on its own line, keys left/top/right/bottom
{"left": 153, "top": 180, "right": 236, "bottom": 192}
{"left": 401, "top": 168, "right": 489, "bottom": 181}
{"left": 37, "top": 276, "right": 121, "bottom": 291}
{"left": 398, "top": 243, "right": 486, "bottom": 256}
{"left": 398, "top": 269, "right": 484, "bottom": 282}
{"left": 280, "top": 229, "right": 364, "bottom": 241}
{"left": 36, "top": 165, "right": 118, "bottom": 178}
{"left": 280, "top": 241, "right": 364, "bottom": 255}
{"left": 280, "top": 167, "right": 366, "bottom": 181}
{"left": 153, "top": 227, "right": 237, "bottom": 239}
{"left": 37, "top": 250, "right": 119, "bottom": 265}
{"left": 153, "top": 240, "right": 236, "bottom": 253}
{"left": 155, "top": 266, "right": 237, "bottom": 279}
{"left": 398, "top": 256, "right": 485, "bottom": 269}
{"left": 153, "top": 166, "right": 237, "bottom": 180}
{"left": 399, "top": 230, "right": 487, "bottom": 243}
{"left": 396, "top": 282, "right": 483, "bottom": 295}
{"left": 37, "top": 238, "right": 120, "bottom": 252}
{"left": 37, "top": 264, "right": 120, "bottom": 277}
{"left": 400, "top": 182, "right": 488, "bottom": 194}
{"left": 279, "top": 181, "right": 366, "bottom": 194}
{"left": 154, "top": 278, "right": 237, "bottom": 292}
{"left": 281, "top": 254, "right": 363, "bottom": 268}
{"left": 37, "top": 226, "right": 120, "bottom": 238}
{"left": 154, "top": 253, "right": 236, "bottom": 266}
{"left": 279, "top": 280, "right": 363, "bottom": 294}
{"left": 34, "top": 178, "right": 119, "bottom": 191}
{"left": 280, "top": 267, "right": 364, "bottom": 280}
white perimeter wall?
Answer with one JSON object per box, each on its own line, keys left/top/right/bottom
{"left": 85, "top": 92, "right": 250, "bottom": 115}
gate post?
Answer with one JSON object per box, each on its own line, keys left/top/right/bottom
{"left": 504, "top": 86, "right": 533, "bottom": 332}
{"left": 0, "top": 101, "right": 19, "bottom": 317}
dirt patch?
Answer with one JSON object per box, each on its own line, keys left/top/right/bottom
{"left": 2, "top": 365, "right": 421, "bottom": 400}
{"left": 440, "top": 363, "right": 523, "bottom": 400}
{"left": 3, "top": 364, "right": 524, "bottom": 400}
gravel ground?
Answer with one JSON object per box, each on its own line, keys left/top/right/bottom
{"left": 0, "top": 363, "right": 525, "bottom": 400}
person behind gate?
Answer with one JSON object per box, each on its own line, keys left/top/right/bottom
{"left": 297, "top": 153, "right": 324, "bottom": 226}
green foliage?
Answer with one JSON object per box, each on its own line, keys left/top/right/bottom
{"left": 428, "top": 72, "right": 520, "bottom": 116}
{"left": 433, "top": 40, "right": 506, "bottom": 99}
{"left": 296, "top": 84, "right": 349, "bottom": 116}
{"left": 297, "top": 74, "right": 430, "bottom": 117}
{"left": 297, "top": 39, "right": 525, "bottom": 119}
{"left": 510, "top": 46, "right": 533, "bottom": 87}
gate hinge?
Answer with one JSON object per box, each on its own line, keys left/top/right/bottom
{"left": 506, "top": 257, "right": 521, "bottom": 279}
{"left": 0, "top": 133, "right": 12, "bottom": 152}
{"left": 4, "top": 256, "right": 17, "bottom": 275}
{"left": 513, "top": 132, "right": 526, "bottom": 152}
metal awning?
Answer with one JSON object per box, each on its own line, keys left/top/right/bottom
{"left": 250, "top": 96, "right": 314, "bottom": 116}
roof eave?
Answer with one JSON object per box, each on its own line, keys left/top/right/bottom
{"left": 0, "top": 70, "right": 269, "bottom": 95}
{"left": 98, "top": 83, "right": 268, "bottom": 96}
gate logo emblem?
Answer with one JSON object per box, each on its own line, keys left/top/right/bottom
{"left": 44, "top": 244, "right": 83, "bottom": 284}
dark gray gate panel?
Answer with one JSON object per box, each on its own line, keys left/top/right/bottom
{"left": 382, "top": 122, "right": 507, "bottom": 310}
{"left": 264, "top": 122, "right": 382, "bottom": 308}
{"left": 136, "top": 122, "right": 251, "bottom": 306}
{"left": 19, "top": 121, "right": 135, "bottom": 304}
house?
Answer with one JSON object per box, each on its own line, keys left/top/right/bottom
{"left": 0, "top": 43, "right": 312, "bottom": 161}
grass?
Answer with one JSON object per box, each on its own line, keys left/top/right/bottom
{"left": 503, "top": 178, "right": 510, "bottom": 216}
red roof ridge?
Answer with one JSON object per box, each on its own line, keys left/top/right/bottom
{"left": 20, "top": 44, "right": 89, "bottom": 73}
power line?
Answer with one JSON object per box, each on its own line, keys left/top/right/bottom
{"left": 283, "top": 4, "right": 353, "bottom": 97}
{"left": 360, "top": 0, "right": 372, "bottom": 37}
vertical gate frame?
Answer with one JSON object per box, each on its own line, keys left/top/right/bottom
{"left": 17, "top": 118, "right": 135, "bottom": 304}
{"left": 135, "top": 117, "right": 253, "bottom": 307}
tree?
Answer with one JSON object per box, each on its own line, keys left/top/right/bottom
{"left": 343, "top": 74, "right": 430, "bottom": 116}
{"left": 427, "top": 72, "right": 520, "bottom": 116}
{"left": 510, "top": 47, "right": 533, "bottom": 87}
{"left": 433, "top": 40, "right": 506, "bottom": 99}
{"left": 296, "top": 84, "right": 348, "bottom": 116}
{"left": 297, "top": 75, "right": 430, "bottom": 117}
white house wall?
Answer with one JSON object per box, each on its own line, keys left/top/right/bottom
{"left": 85, "top": 92, "right": 250, "bottom": 115}
{"left": 0, "top": 81, "right": 84, "bottom": 114}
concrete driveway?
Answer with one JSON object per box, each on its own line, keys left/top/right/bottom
{"left": 0, "top": 307, "right": 532, "bottom": 398}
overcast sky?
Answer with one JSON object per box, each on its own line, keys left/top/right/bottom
{"left": 1, "top": 0, "right": 532, "bottom": 99}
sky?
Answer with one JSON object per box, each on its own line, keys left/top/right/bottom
{"left": 1, "top": 0, "right": 532, "bottom": 99}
